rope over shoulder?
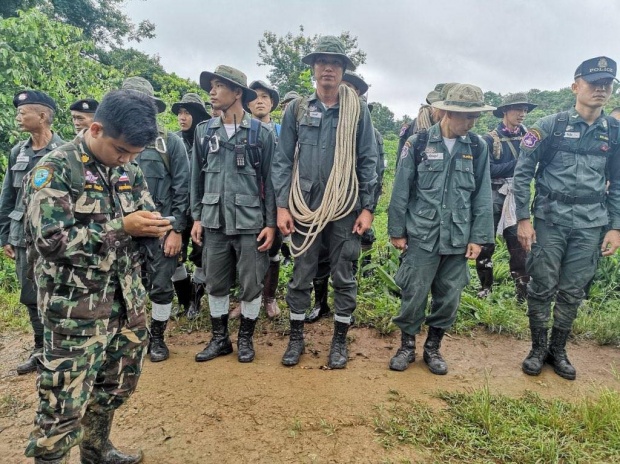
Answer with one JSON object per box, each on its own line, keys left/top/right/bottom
{"left": 288, "top": 84, "right": 360, "bottom": 257}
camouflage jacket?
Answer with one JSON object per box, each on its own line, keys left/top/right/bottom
{"left": 24, "top": 133, "right": 156, "bottom": 335}
{"left": 0, "top": 133, "right": 64, "bottom": 247}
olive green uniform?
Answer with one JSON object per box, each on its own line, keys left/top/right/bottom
{"left": 513, "top": 108, "right": 620, "bottom": 330}
{"left": 388, "top": 124, "right": 494, "bottom": 335}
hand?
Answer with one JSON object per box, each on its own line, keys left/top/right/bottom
{"left": 3, "top": 244, "right": 15, "bottom": 260}
{"left": 257, "top": 227, "right": 276, "bottom": 252}
{"left": 277, "top": 207, "right": 295, "bottom": 236}
{"left": 390, "top": 237, "right": 407, "bottom": 251}
{"left": 164, "top": 230, "right": 182, "bottom": 257}
{"left": 517, "top": 219, "right": 536, "bottom": 252}
{"left": 465, "top": 243, "right": 482, "bottom": 260}
{"left": 191, "top": 221, "right": 203, "bottom": 246}
{"left": 601, "top": 229, "right": 620, "bottom": 257}
{"left": 353, "top": 209, "right": 374, "bottom": 235}
{"left": 122, "top": 210, "right": 172, "bottom": 238}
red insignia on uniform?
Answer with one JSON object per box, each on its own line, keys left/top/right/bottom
{"left": 119, "top": 173, "right": 129, "bottom": 182}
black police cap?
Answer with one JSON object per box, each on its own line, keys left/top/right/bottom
{"left": 69, "top": 98, "right": 99, "bottom": 113}
{"left": 574, "top": 56, "right": 617, "bottom": 83}
{"left": 13, "top": 90, "right": 57, "bottom": 111}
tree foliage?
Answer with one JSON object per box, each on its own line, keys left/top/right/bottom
{"left": 257, "top": 26, "right": 366, "bottom": 96}
{"left": 369, "top": 102, "right": 397, "bottom": 135}
{"left": 0, "top": 0, "right": 155, "bottom": 47}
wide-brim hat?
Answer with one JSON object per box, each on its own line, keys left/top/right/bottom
{"left": 200, "top": 65, "right": 257, "bottom": 106}
{"left": 171, "top": 92, "right": 211, "bottom": 118}
{"left": 432, "top": 83, "right": 496, "bottom": 113}
{"left": 121, "top": 76, "right": 166, "bottom": 113}
{"left": 342, "top": 71, "right": 368, "bottom": 95}
{"left": 281, "top": 91, "right": 301, "bottom": 106}
{"left": 492, "top": 92, "right": 537, "bottom": 118}
{"left": 249, "top": 80, "right": 280, "bottom": 111}
{"left": 426, "top": 83, "right": 446, "bottom": 104}
{"left": 302, "top": 35, "right": 356, "bottom": 71}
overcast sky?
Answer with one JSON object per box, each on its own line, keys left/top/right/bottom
{"left": 122, "top": 0, "right": 620, "bottom": 119}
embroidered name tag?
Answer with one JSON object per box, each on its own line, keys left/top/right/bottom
{"left": 426, "top": 152, "right": 444, "bottom": 160}
{"left": 461, "top": 154, "right": 473, "bottom": 160}
{"left": 309, "top": 111, "right": 322, "bottom": 119}
{"left": 16, "top": 155, "right": 29, "bottom": 163}
{"left": 564, "top": 131, "right": 580, "bottom": 139}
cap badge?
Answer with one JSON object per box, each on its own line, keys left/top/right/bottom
{"left": 18, "top": 93, "right": 27, "bottom": 101}
{"left": 598, "top": 58, "right": 608, "bottom": 68}
{"left": 82, "top": 102, "right": 89, "bottom": 110}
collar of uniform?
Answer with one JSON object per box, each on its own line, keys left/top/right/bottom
{"left": 208, "top": 111, "right": 253, "bottom": 129}
{"left": 427, "top": 123, "right": 443, "bottom": 142}
{"left": 75, "top": 132, "right": 98, "bottom": 167}
{"left": 308, "top": 92, "right": 340, "bottom": 110}
{"left": 22, "top": 131, "right": 62, "bottom": 151}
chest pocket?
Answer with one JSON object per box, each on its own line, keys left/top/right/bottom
{"left": 74, "top": 189, "right": 115, "bottom": 216}
{"left": 116, "top": 191, "right": 137, "bottom": 214}
{"left": 298, "top": 116, "right": 320, "bottom": 146}
{"left": 454, "top": 158, "right": 475, "bottom": 191}
{"left": 204, "top": 147, "right": 222, "bottom": 173}
{"left": 11, "top": 162, "right": 29, "bottom": 188}
{"left": 417, "top": 159, "right": 444, "bottom": 190}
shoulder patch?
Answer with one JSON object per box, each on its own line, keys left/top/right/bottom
{"left": 31, "top": 166, "right": 54, "bottom": 190}
{"left": 400, "top": 141, "right": 411, "bottom": 159}
{"left": 521, "top": 129, "right": 542, "bottom": 149}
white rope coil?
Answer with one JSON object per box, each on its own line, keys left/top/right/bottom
{"left": 288, "top": 84, "right": 360, "bottom": 257}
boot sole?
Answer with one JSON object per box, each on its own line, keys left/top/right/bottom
{"left": 521, "top": 365, "right": 543, "bottom": 376}
{"left": 150, "top": 354, "right": 170, "bottom": 363}
{"left": 552, "top": 368, "right": 576, "bottom": 381}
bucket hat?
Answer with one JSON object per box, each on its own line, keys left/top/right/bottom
{"left": 171, "top": 93, "right": 211, "bottom": 119}
{"left": 431, "top": 84, "right": 495, "bottom": 113}
{"left": 302, "top": 36, "right": 356, "bottom": 71}
{"left": 200, "top": 65, "right": 257, "bottom": 106}
{"left": 342, "top": 70, "right": 368, "bottom": 95}
{"left": 249, "top": 80, "right": 280, "bottom": 111}
{"left": 492, "top": 93, "right": 537, "bottom": 118}
{"left": 122, "top": 77, "right": 166, "bottom": 113}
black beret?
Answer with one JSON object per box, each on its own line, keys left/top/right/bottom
{"left": 69, "top": 98, "right": 99, "bottom": 113}
{"left": 13, "top": 90, "right": 57, "bottom": 111}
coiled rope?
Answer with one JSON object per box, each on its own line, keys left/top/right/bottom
{"left": 288, "top": 84, "right": 360, "bottom": 257}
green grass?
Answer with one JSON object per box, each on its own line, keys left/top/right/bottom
{"left": 374, "top": 385, "right": 620, "bottom": 463}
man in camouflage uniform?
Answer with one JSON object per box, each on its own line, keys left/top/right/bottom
{"left": 515, "top": 57, "right": 620, "bottom": 381}
{"left": 0, "top": 90, "right": 64, "bottom": 375}
{"left": 191, "top": 65, "right": 277, "bottom": 364}
{"left": 475, "top": 93, "right": 537, "bottom": 301}
{"left": 122, "top": 77, "right": 190, "bottom": 363}
{"left": 24, "top": 90, "right": 171, "bottom": 463}
{"left": 171, "top": 93, "right": 211, "bottom": 320}
{"left": 388, "top": 84, "right": 494, "bottom": 374}
{"left": 247, "top": 80, "right": 283, "bottom": 318}
{"left": 272, "top": 36, "right": 378, "bottom": 368}
{"left": 69, "top": 98, "right": 98, "bottom": 133}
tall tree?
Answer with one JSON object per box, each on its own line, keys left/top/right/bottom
{"left": 0, "top": 0, "right": 155, "bottom": 47}
{"left": 369, "top": 102, "right": 397, "bottom": 136}
{"left": 257, "top": 26, "right": 366, "bottom": 96}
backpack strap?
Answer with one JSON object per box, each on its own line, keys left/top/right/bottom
{"left": 535, "top": 111, "right": 570, "bottom": 179}
{"left": 247, "top": 118, "right": 264, "bottom": 199}
{"left": 146, "top": 126, "right": 171, "bottom": 174}
{"left": 412, "top": 129, "right": 429, "bottom": 166}
{"left": 467, "top": 131, "right": 483, "bottom": 158}
{"left": 200, "top": 118, "right": 218, "bottom": 169}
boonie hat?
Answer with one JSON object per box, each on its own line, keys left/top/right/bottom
{"left": 425, "top": 83, "right": 446, "bottom": 105}
{"left": 171, "top": 93, "right": 211, "bottom": 119}
{"left": 492, "top": 93, "right": 537, "bottom": 118}
{"left": 302, "top": 35, "right": 356, "bottom": 71}
{"left": 69, "top": 98, "right": 98, "bottom": 113}
{"left": 432, "top": 84, "right": 496, "bottom": 113}
{"left": 574, "top": 56, "right": 617, "bottom": 83}
{"left": 249, "top": 80, "right": 280, "bottom": 111}
{"left": 200, "top": 65, "right": 257, "bottom": 106}
{"left": 122, "top": 77, "right": 166, "bottom": 113}
{"left": 281, "top": 91, "right": 301, "bottom": 106}
{"left": 342, "top": 71, "right": 369, "bottom": 95}
{"left": 13, "top": 90, "right": 57, "bottom": 111}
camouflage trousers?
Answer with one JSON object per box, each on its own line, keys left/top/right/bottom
{"left": 24, "top": 294, "right": 148, "bottom": 458}
{"left": 526, "top": 220, "right": 602, "bottom": 331}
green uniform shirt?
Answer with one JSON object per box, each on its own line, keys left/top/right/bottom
{"left": 0, "top": 133, "right": 64, "bottom": 247}
{"left": 514, "top": 108, "right": 620, "bottom": 229}
{"left": 388, "top": 123, "right": 494, "bottom": 254}
{"left": 190, "top": 113, "right": 277, "bottom": 235}
{"left": 272, "top": 92, "right": 378, "bottom": 212}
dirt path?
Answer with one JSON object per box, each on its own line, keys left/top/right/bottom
{"left": 1, "top": 321, "right": 619, "bottom": 463}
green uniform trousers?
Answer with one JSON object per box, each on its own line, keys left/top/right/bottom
{"left": 16, "top": 245, "right": 44, "bottom": 340}
{"left": 286, "top": 212, "right": 361, "bottom": 318}
{"left": 526, "top": 220, "right": 602, "bottom": 330}
{"left": 25, "top": 289, "right": 148, "bottom": 458}
{"left": 392, "top": 243, "right": 469, "bottom": 335}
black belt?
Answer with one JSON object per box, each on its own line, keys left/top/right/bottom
{"left": 542, "top": 188, "right": 605, "bottom": 205}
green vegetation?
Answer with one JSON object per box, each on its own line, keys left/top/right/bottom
{"left": 374, "top": 385, "right": 620, "bottom": 463}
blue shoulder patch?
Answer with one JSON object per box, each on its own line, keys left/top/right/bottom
{"left": 31, "top": 166, "right": 54, "bottom": 190}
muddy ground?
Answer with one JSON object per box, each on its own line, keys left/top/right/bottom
{"left": 1, "top": 320, "right": 619, "bottom": 463}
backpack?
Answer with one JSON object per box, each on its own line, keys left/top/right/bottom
{"left": 199, "top": 117, "right": 265, "bottom": 197}
{"left": 145, "top": 126, "right": 172, "bottom": 174}
{"left": 535, "top": 111, "right": 620, "bottom": 179}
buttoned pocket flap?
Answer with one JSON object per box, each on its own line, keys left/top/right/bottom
{"left": 202, "top": 193, "right": 220, "bottom": 205}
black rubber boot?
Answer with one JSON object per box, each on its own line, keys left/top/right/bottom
{"left": 172, "top": 276, "right": 192, "bottom": 316}
{"left": 521, "top": 326, "right": 548, "bottom": 376}
{"left": 34, "top": 450, "right": 70, "bottom": 463}
{"left": 186, "top": 282, "right": 205, "bottom": 321}
{"left": 237, "top": 315, "right": 257, "bottom": 363}
{"left": 282, "top": 320, "right": 305, "bottom": 366}
{"left": 149, "top": 319, "right": 169, "bottom": 362}
{"left": 305, "top": 278, "right": 330, "bottom": 323}
{"left": 263, "top": 260, "right": 281, "bottom": 318}
{"left": 80, "top": 409, "right": 143, "bottom": 464}
{"left": 547, "top": 327, "right": 576, "bottom": 380}
{"left": 389, "top": 332, "right": 416, "bottom": 371}
{"left": 195, "top": 315, "right": 233, "bottom": 362}
{"left": 328, "top": 321, "right": 350, "bottom": 369}
{"left": 423, "top": 327, "right": 448, "bottom": 375}
{"left": 16, "top": 332, "right": 43, "bottom": 375}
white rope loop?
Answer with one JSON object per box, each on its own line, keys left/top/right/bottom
{"left": 288, "top": 84, "right": 360, "bottom": 257}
